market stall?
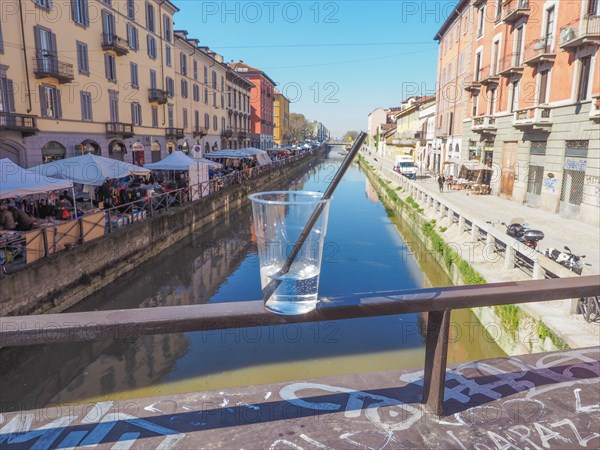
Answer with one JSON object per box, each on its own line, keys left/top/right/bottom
{"left": 144, "top": 151, "right": 218, "bottom": 200}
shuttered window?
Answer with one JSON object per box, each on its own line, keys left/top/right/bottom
{"left": 40, "top": 85, "right": 62, "bottom": 118}
{"left": 81, "top": 91, "right": 92, "bottom": 121}
{"left": 104, "top": 53, "right": 116, "bottom": 81}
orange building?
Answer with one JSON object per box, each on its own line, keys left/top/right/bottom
{"left": 228, "top": 62, "right": 276, "bottom": 149}
{"left": 436, "top": 0, "right": 600, "bottom": 226}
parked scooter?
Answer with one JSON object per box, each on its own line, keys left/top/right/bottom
{"left": 501, "top": 217, "right": 545, "bottom": 249}
{"left": 544, "top": 246, "right": 590, "bottom": 275}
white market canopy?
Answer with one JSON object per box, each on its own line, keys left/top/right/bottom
{"left": 0, "top": 158, "right": 73, "bottom": 200}
{"left": 144, "top": 151, "right": 222, "bottom": 170}
{"left": 204, "top": 148, "right": 272, "bottom": 166}
{"left": 29, "top": 153, "right": 150, "bottom": 187}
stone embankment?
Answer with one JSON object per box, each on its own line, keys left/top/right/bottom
{"left": 359, "top": 153, "right": 599, "bottom": 355}
{"left": 0, "top": 150, "right": 324, "bottom": 317}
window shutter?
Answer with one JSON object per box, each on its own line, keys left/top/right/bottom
{"left": 39, "top": 86, "right": 47, "bottom": 117}
{"left": 34, "top": 26, "right": 42, "bottom": 55}
{"left": 55, "top": 87, "right": 62, "bottom": 118}
{"left": 50, "top": 31, "right": 57, "bottom": 54}
{"left": 137, "top": 104, "right": 142, "bottom": 126}
{"left": 83, "top": 0, "right": 89, "bottom": 25}
{"left": 6, "top": 79, "right": 15, "bottom": 112}
{"left": 71, "top": 0, "right": 77, "bottom": 22}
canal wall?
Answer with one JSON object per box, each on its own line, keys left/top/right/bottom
{"left": 0, "top": 151, "right": 325, "bottom": 317}
{"left": 358, "top": 156, "right": 577, "bottom": 356}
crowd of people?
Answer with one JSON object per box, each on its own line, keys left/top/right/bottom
{"left": 0, "top": 193, "right": 75, "bottom": 231}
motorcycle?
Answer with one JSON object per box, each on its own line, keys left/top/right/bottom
{"left": 501, "top": 217, "right": 545, "bottom": 249}
{"left": 544, "top": 246, "right": 590, "bottom": 275}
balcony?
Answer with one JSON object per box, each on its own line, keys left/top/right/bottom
{"left": 106, "top": 122, "right": 134, "bottom": 139}
{"left": 463, "top": 73, "right": 482, "bottom": 93}
{"left": 193, "top": 126, "right": 208, "bottom": 138}
{"left": 502, "top": 0, "right": 530, "bottom": 24}
{"left": 165, "top": 127, "right": 185, "bottom": 140}
{"left": 32, "top": 54, "right": 74, "bottom": 83}
{"left": 479, "top": 65, "right": 501, "bottom": 87}
{"left": 513, "top": 106, "right": 553, "bottom": 129}
{"left": 221, "top": 129, "right": 233, "bottom": 138}
{"left": 0, "top": 112, "right": 38, "bottom": 137}
{"left": 523, "top": 37, "right": 556, "bottom": 66}
{"left": 435, "top": 127, "right": 448, "bottom": 140}
{"left": 498, "top": 52, "right": 525, "bottom": 77}
{"left": 471, "top": 115, "right": 497, "bottom": 134}
{"left": 559, "top": 15, "right": 600, "bottom": 51}
{"left": 237, "top": 131, "right": 247, "bottom": 140}
{"left": 101, "top": 33, "right": 129, "bottom": 56}
{"left": 148, "top": 88, "right": 168, "bottom": 105}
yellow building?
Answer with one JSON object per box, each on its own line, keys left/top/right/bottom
{"left": 273, "top": 90, "right": 290, "bottom": 146}
{"left": 0, "top": 0, "right": 252, "bottom": 166}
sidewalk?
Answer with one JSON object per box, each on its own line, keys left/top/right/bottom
{"left": 362, "top": 151, "right": 599, "bottom": 350}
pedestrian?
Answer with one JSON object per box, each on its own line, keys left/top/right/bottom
{"left": 437, "top": 174, "right": 445, "bottom": 193}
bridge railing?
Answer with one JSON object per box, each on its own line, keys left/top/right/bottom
{"left": 1, "top": 275, "right": 597, "bottom": 416}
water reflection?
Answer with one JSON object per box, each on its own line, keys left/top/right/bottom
{"left": 0, "top": 148, "right": 504, "bottom": 412}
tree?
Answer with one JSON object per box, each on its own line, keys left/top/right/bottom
{"left": 288, "top": 113, "right": 313, "bottom": 144}
{"left": 343, "top": 131, "right": 359, "bottom": 142}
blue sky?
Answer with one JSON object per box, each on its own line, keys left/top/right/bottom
{"left": 175, "top": 1, "right": 454, "bottom": 137}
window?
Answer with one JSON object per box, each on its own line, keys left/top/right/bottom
{"left": 544, "top": 6, "right": 555, "bottom": 47}
{"left": 193, "top": 61, "right": 198, "bottom": 80}
{"left": 131, "top": 102, "right": 142, "bottom": 125}
{"left": 472, "top": 94, "right": 479, "bottom": 117}
{"left": 81, "top": 91, "right": 92, "bottom": 121}
{"left": 130, "top": 63, "right": 138, "bottom": 88}
{"left": 183, "top": 108, "right": 188, "bottom": 128}
{"left": 194, "top": 110, "right": 199, "bottom": 128}
{"left": 221, "top": 94, "right": 224, "bottom": 108}
{"left": 212, "top": 71, "right": 217, "bottom": 89}
{"left": 35, "top": 0, "right": 51, "bottom": 9}
{"left": 489, "top": 89, "right": 497, "bottom": 115}
{"left": 514, "top": 26, "right": 524, "bottom": 65}
{"left": 221, "top": 117, "right": 226, "bottom": 131}
{"left": 163, "top": 15, "right": 171, "bottom": 42}
{"left": 181, "top": 79, "right": 188, "bottom": 98}
{"left": 193, "top": 84, "right": 200, "bottom": 101}
{"left": 204, "top": 87, "right": 208, "bottom": 104}
{"left": 491, "top": 40, "right": 500, "bottom": 75}
{"left": 448, "top": 112, "right": 454, "bottom": 135}
{"left": 538, "top": 70, "right": 549, "bottom": 104}
{"left": 146, "top": 2, "right": 155, "bottom": 32}
{"left": 577, "top": 56, "right": 592, "bottom": 102}
{"left": 180, "top": 53, "right": 187, "bottom": 76}
{"left": 165, "top": 45, "right": 171, "bottom": 66}
{"left": 127, "top": 0, "right": 135, "bottom": 19}
{"left": 474, "top": 53, "right": 482, "bottom": 81}
{"left": 0, "top": 76, "right": 16, "bottom": 112}
{"left": 101, "top": 10, "right": 115, "bottom": 37}
{"left": 151, "top": 106, "right": 158, "bottom": 128}
{"left": 104, "top": 53, "right": 116, "bottom": 81}
{"left": 166, "top": 77, "right": 174, "bottom": 97}
{"left": 588, "top": 0, "right": 599, "bottom": 15}
{"left": 213, "top": 115, "right": 218, "bottom": 130}
{"left": 109, "top": 90, "right": 119, "bottom": 122}
{"left": 168, "top": 104, "right": 174, "bottom": 127}
{"left": 477, "top": 6, "right": 485, "bottom": 37}
{"left": 204, "top": 113, "right": 210, "bottom": 128}
{"left": 149, "top": 69, "right": 157, "bottom": 89}
{"left": 102, "top": 0, "right": 112, "bottom": 6}
{"left": 213, "top": 91, "right": 217, "bottom": 107}
{"left": 40, "top": 85, "right": 62, "bottom": 118}
{"left": 0, "top": 22, "right": 3, "bottom": 53}
{"left": 147, "top": 35, "right": 156, "bottom": 59}
{"left": 495, "top": 1, "right": 503, "bottom": 22}
{"left": 204, "top": 66, "right": 208, "bottom": 83}
{"left": 127, "top": 24, "right": 138, "bottom": 50}
{"left": 72, "top": 0, "right": 89, "bottom": 26}
{"left": 76, "top": 41, "right": 89, "bottom": 74}
{"left": 511, "top": 80, "right": 520, "bottom": 112}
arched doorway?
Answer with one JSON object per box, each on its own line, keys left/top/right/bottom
{"left": 166, "top": 141, "right": 176, "bottom": 155}
{"left": 77, "top": 139, "right": 101, "bottom": 155}
{"left": 180, "top": 140, "right": 190, "bottom": 154}
{"left": 151, "top": 140, "right": 162, "bottom": 163}
{"left": 108, "top": 140, "right": 126, "bottom": 161}
{"left": 0, "top": 140, "right": 25, "bottom": 165}
{"left": 42, "top": 141, "right": 66, "bottom": 163}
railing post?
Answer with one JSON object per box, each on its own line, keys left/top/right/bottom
{"left": 504, "top": 244, "right": 516, "bottom": 270}
{"left": 423, "top": 308, "right": 451, "bottom": 416}
{"left": 458, "top": 216, "right": 465, "bottom": 233}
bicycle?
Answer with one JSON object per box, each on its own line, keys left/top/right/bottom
{"left": 578, "top": 296, "right": 600, "bottom": 323}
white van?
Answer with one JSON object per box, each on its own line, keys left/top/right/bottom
{"left": 394, "top": 155, "right": 417, "bottom": 180}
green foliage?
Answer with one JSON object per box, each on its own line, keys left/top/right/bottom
{"left": 406, "top": 196, "right": 423, "bottom": 213}
{"left": 395, "top": 186, "right": 403, "bottom": 191}
{"left": 536, "top": 320, "right": 570, "bottom": 350}
{"left": 495, "top": 304, "right": 521, "bottom": 341}
{"left": 439, "top": 226, "right": 447, "bottom": 232}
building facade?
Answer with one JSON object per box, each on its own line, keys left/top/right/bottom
{"left": 273, "top": 90, "right": 290, "bottom": 146}
{"left": 367, "top": 108, "right": 387, "bottom": 153}
{"left": 0, "top": 0, "right": 182, "bottom": 167}
{"left": 435, "top": 0, "right": 599, "bottom": 226}
{"left": 228, "top": 62, "right": 276, "bottom": 149}
{"left": 224, "top": 67, "right": 253, "bottom": 149}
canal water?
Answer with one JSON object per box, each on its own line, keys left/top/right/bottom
{"left": 0, "top": 148, "right": 504, "bottom": 412}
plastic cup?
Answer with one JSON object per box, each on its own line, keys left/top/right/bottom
{"left": 249, "top": 191, "right": 331, "bottom": 315}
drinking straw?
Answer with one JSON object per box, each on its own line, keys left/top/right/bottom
{"left": 262, "top": 132, "right": 368, "bottom": 304}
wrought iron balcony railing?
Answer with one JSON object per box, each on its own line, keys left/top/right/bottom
{"left": 193, "top": 126, "right": 208, "bottom": 138}
{"left": 559, "top": 14, "right": 600, "bottom": 50}
{"left": 32, "top": 54, "right": 74, "bottom": 83}
{"left": 499, "top": 52, "right": 525, "bottom": 77}
{"left": 106, "top": 122, "right": 135, "bottom": 138}
{"left": 166, "top": 127, "right": 185, "bottom": 140}
{"left": 101, "top": 33, "right": 129, "bottom": 56}
{"left": 148, "top": 88, "right": 169, "bottom": 105}
{"left": 503, "top": 0, "right": 530, "bottom": 24}
{"left": 0, "top": 112, "right": 38, "bottom": 137}
{"left": 523, "top": 36, "right": 556, "bottom": 66}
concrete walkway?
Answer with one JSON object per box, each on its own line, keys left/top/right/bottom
{"left": 361, "top": 151, "right": 599, "bottom": 350}
{"left": 1, "top": 348, "right": 598, "bottom": 449}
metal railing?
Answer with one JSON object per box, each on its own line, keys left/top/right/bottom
{"left": 0, "top": 112, "right": 38, "bottom": 136}
{"left": 165, "top": 127, "right": 185, "bottom": 139}
{"left": 499, "top": 52, "right": 524, "bottom": 74}
{"left": 503, "top": 0, "right": 530, "bottom": 23}
{"left": 32, "top": 54, "right": 74, "bottom": 82}
{"left": 100, "top": 33, "right": 129, "bottom": 55}
{"left": 560, "top": 14, "right": 600, "bottom": 49}
{"left": 1, "top": 275, "right": 597, "bottom": 417}
{"left": 105, "top": 122, "right": 134, "bottom": 138}
{"left": 148, "top": 88, "right": 168, "bottom": 104}
{"left": 524, "top": 36, "right": 555, "bottom": 65}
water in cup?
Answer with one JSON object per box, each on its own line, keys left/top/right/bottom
{"left": 260, "top": 261, "right": 320, "bottom": 315}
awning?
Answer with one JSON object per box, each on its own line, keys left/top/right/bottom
{"left": 0, "top": 158, "right": 73, "bottom": 199}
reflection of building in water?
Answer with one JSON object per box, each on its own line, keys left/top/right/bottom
{"left": 365, "top": 177, "right": 379, "bottom": 203}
